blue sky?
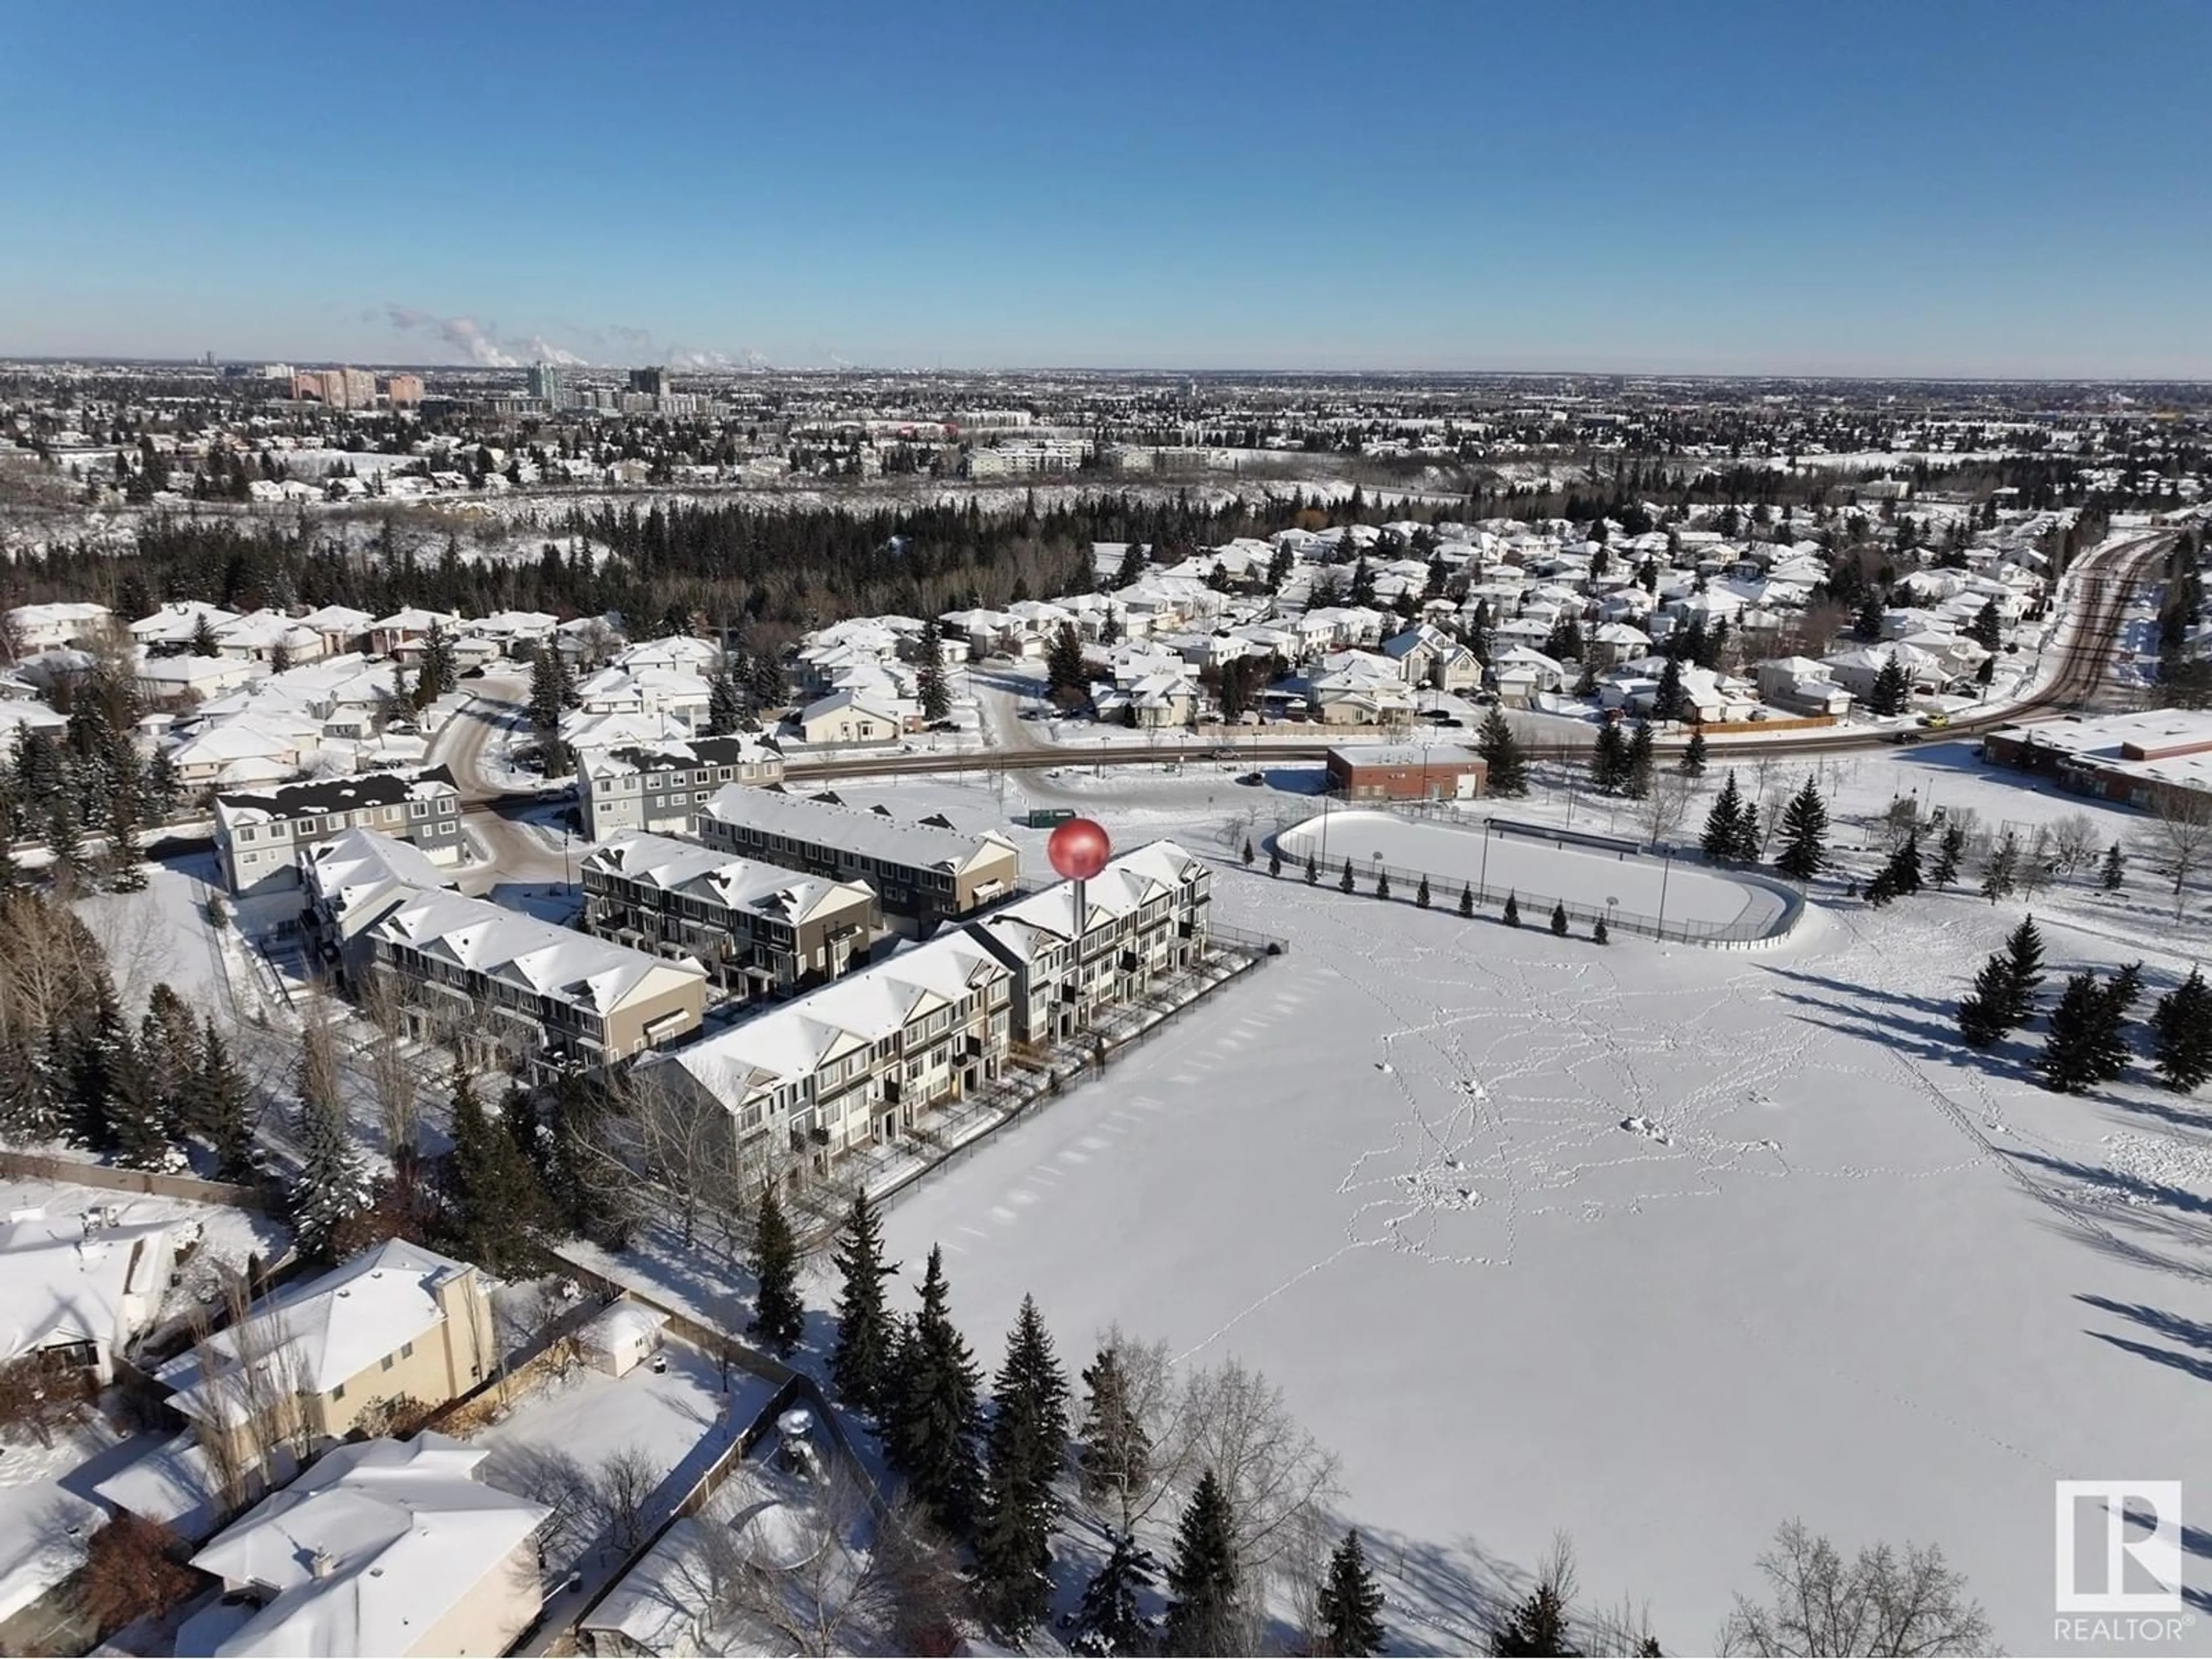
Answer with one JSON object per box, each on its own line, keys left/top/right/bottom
{"left": 3, "top": 0, "right": 2208, "bottom": 376}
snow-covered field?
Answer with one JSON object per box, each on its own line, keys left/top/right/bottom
{"left": 869, "top": 778, "right": 2212, "bottom": 1653}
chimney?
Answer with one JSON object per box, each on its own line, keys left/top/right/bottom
{"left": 309, "top": 1548, "right": 338, "bottom": 1580}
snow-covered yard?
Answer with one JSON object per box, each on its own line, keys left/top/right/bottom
{"left": 874, "top": 854, "right": 2212, "bottom": 1653}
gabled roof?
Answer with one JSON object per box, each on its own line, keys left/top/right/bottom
{"left": 369, "top": 889, "right": 704, "bottom": 1016}
{"left": 157, "top": 1240, "right": 472, "bottom": 1425}
{"left": 187, "top": 1434, "right": 546, "bottom": 1658}
{"left": 0, "top": 1207, "right": 180, "bottom": 1362}
{"left": 698, "top": 786, "right": 1015, "bottom": 876}
{"left": 214, "top": 765, "right": 459, "bottom": 828}
{"left": 582, "top": 831, "right": 870, "bottom": 926}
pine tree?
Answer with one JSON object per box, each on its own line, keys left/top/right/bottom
{"left": 2101, "top": 842, "right": 2126, "bottom": 891}
{"left": 1892, "top": 830, "right": 1924, "bottom": 895}
{"left": 748, "top": 1179, "right": 805, "bottom": 1354}
{"left": 1459, "top": 884, "right": 1474, "bottom": 918}
{"left": 2001, "top": 915, "right": 2046, "bottom": 1018}
{"left": 106, "top": 1030, "right": 170, "bottom": 1172}
{"left": 1549, "top": 901, "right": 1569, "bottom": 936}
{"left": 1047, "top": 622, "right": 1088, "bottom": 699}
{"left": 1164, "top": 1468, "right": 1243, "bottom": 1657}
{"left": 104, "top": 795, "right": 147, "bottom": 893}
{"left": 1305, "top": 853, "right": 1319, "bottom": 885}
{"left": 1488, "top": 1575, "right": 1578, "bottom": 1657}
{"left": 2150, "top": 967, "right": 2212, "bottom": 1091}
{"left": 830, "top": 1189, "right": 895, "bottom": 1412}
{"left": 1681, "top": 728, "right": 1707, "bottom": 776}
{"left": 1339, "top": 861, "right": 1355, "bottom": 893}
{"left": 1866, "top": 653, "right": 1911, "bottom": 718}
{"left": 138, "top": 984, "right": 199, "bottom": 1132}
{"left": 64, "top": 974, "right": 130, "bottom": 1152}
{"left": 1701, "top": 771, "right": 1747, "bottom": 861}
{"left": 1477, "top": 707, "right": 1528, "bottom": 797}
{"left": 1316, "top": 1529, "right": 1387, "bottom": 1657}
{"left": 1072, "top": 1532, "right": 1159, "bottom": 1658}
{"left": 1592, "top": 916, "right": 1609, "bottom": 944}
{"left": 1078, "top": 1343, "right": 1151, "bottom": 1512}
{"left": 1653, "top": 656, "right": 1685, "bottom": 722}
{"left": 1502, "top": 892, "right": 1521, "bottom": 927}
{"left": 973, "top": 1296, "right": 1069, "bottom": 1639}
{"left": 1415, "top": 874, "right": 1431, "bottom": 908}
{"left": 1980, "top": 833, "right": 2019, "bottom": 902}
{"left": 1734, "top": 801, "right": 1762, "bottom": 863}
{"left": 440, "top": 1067, "right": 547, "bottom": 1274}
{"left": 1773, "top": 779, "right": 1830, "bottom": 882}
{"left": 1374, "top": 868, "right": 1391, "bottom": 900}
{"left": 528, "top": 647, "right": 572, "bottom": 775}
{"left": 1968, "top": 598, "right": 2002, "bottom": 652}
{"left": 290, "top": 1078, "right": 369, "bottom": 1266}
{"left": 191, "top": 1018, "right": 256, "bottom": 1181}
{"left": 2037, "top": 972, "right": 2105, "bottom": 1094}
{"left": 1241, "top": 838, "right": 1255, "bottom": 868}
{"left": 1268, "top": 846, "right": 1283, "bottom": 878}
{"left": 2089, "top": 962, "right": 2143, "bottom": 1084}
{"left": 705, "top": 660, "right": 745, "bottom": 736}
{"left": 1930, "top": 824, "right": 1966, "bottom": 887}
{"left": 916, "top": 622, "right": 952, "bottom": 722}
{"left": 1589, "top": 722, "right": 1627, "bottom": 794}
{"left": 1622, "top": 721, "right": 1654, "bottom": 799}
{"left": 884, "top": 1245, "right": 983, "bottom": 1536}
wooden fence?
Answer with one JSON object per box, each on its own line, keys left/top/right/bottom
{"left": 0, "top": 1149, "right": 271, "bottom": 1211}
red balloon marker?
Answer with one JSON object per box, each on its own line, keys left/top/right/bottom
{"left": 1047, "top": 816, "right": 1112, "bottom": 882}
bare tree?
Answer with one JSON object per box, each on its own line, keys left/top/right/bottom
{"left": 184, "top": 1268, "right": 313, "bottom": 1518}
{"left": 2048, "top": 812, "right": 2100, "bottom": 877}
{"left": 78, "top": 1514, "right": 199, "bottom": 1636}
{"left": 1082, "top": 1324, "right": 1188, "bottom": 1534}
{"left": 608, "top": 1068, "right": 750, "bottom": 1248}
{"left": 490, "top": 1445, "right": 600, "bottom": 1570}
{"left": 2015, "top": 825, "right": 2055, "bottom": 898}
{"left": 596, "top": 1444, "right": 664, "bottom": 1551}
{"left": 698, "top": 1472, "right": 933, "bottom": 1657}
{"left": 354, "top": 971, "right": 423, "bottom": 1166}
{"left": 1718, "top": 1518, "right": 1995, "bottom": 1657}
{"left": 1641, "top": 770, "right": 1695, "bottom": 847}
{"left": 2152, "top": 790, "right": 2212, "bottom": 917}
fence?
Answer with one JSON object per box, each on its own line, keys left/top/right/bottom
{"left": 1267, "top": 811, "right": 1804, "bottom": 948}
{"left": 0, "top": 1148, "right": 272, "bottom": 1211}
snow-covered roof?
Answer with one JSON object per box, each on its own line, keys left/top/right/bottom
{"left": 696, "top": 786, "right": 1014, "bottom": 876}
{"left": 0, "top": 1207, "right": 183, "bottom": 1363}
{"left": 971, "top": 840, "right": 1203, "bottom": 964}
{"left": 187, "top": 1434, "right": 546, "bottom": 1657}
{"left": 369, "top": 888, "right": 706, "bottom": 1017}
{"left": 301, "top": 827, "right": 455, "bottom": 930}
{"left": 157, "top": 1240, "right": 473, "bottom": 1425}
{"left": 582, "top": 830, "right": 872, "bottom": 927}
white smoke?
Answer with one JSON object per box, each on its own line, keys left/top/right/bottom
{"left": 384, "top": 304, "right": 764, "bottom": 370}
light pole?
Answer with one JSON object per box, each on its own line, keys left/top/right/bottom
{"left": 1657, "top": 847, "right": 1673, "bottom": 937}
{"left": 1607, "top": 895, "right": 1619, "bottom": 937}
{"left": 1479, "top": 819, "right": 1493, "bottom": 895}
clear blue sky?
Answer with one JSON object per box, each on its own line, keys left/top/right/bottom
{"left": 4, "top": 0, "right": 2208, "bottom": 376}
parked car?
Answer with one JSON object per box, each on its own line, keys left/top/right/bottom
{"left": 1236, "top": 771, "right": 1265, "bottom": 786}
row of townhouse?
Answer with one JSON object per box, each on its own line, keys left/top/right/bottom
{"left": 694, "top": 784, "right": 1020, "bottom": 933}
{"left": 214, "top": 765, "right": 466, "bottom": 916}
{"left": 579, "top": 830, "right": 881, "bottom": 1001}
{"left": 577, "top": 732, "right": 787, "bottom": 839}
{"left": 635, "top": 838, "right": 1210, "bottom": 1170}
{"left": 362, "top": 885, "right": 707, "bottom": 1073}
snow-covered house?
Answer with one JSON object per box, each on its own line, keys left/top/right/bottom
{"left": 294, "top": 604, "right": 374, "bottom": 657}
{"left": 130, "top": 601, "right": 240, "bottom": 650}
{"left": 135, "top": 652, "right": 267, "bottom": 706}
{"left": 182, "top": 1434, "right": 547, "bottom": 1659}
{"left": 1821, "top": 643, "right": 1948, "bottom": 701}
{"left": 1753, "top": 657, "right": 1855, "bottom": 717}
{"left": 1380, "top": 623, "right": 1480, "bottom": 691}
{"left": 5, "top": 601, "right": 112, "bottom": 653}
{"left": 213, "top": 610, "right": 326, "bottom": 665}
{"left": 0, "top": 1206, "right": 188, "bottom": 1383}
{"left": 574, "top": 665, "right": 713, "bottom": 733}
{"left": 793, "top": 688, "right": 905, "bottom": 747}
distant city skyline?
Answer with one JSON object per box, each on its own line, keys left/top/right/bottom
{"left": 5, "top": 0, "right": 2209, "bottom": 378}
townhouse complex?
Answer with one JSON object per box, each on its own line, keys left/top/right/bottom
{"left": 214, "top": 766, "right": 465, "bottom": 914}
{"left": 577, "top": 732, "right": 787, "bottom": 838}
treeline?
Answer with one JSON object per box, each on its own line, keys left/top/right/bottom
{"left": 2, "top": 664, "right": 184, "bottom": 876}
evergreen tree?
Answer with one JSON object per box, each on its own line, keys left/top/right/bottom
{"left": 884, "top": 1245, "right": 983, "bottom": 1536}
{"left": 105, "top": 1029, "right": 170, "bottom": 1172}
{"left": 1488, "top": 1575, "right": 1580, "bottom": 1657}
{"left": 2101, "top": 842, "right": 2126, "bottom": 891}
{"left": 1701, "top": 771, "right": 1748, "bottom": 861}
{"left": 1773, "top": 779, "right": 1830, "bottom": 882}
{"left": 916, "top": 622, "right": 952, "bottom": 722}
{"left": 1549, "top": 900, "right": 1569, "bottom": 936}
{"left": 64, "top": 974, "right": 130, "bottom": 1152}
{"left": 973, "top": 1295, "right": 1069, "bottom": 1639}
{"left": 44, "top": 802, "right": 85, "bottom": 892}
{"left": 830, "top": 1189, "right": 895, "bottom": 1412}
{"left": 1116, "top": 543, "right": 1149, "bottom": 589}
{"left": 1891, "top": 830, "right": 1924, "bottom": 895}
{"left": 1589, "top": 721, "right": 1627, "bottom": 794}
{"left": 1459, "top": 883, "right": 1474, "bottom": 918}
{"left": 1930, "top": 824, "right": 1966, "bottom": 887}
{"left": 1047, "top": 622, "right": 1089, "bottom": 699}
{"left": 2001, "top": 915, "right": 2046, "bottom": 1017}
{"left": 2089, "top": 963, "right": 2144, "bottom": 1084}
{"left": 528, "top": 647, "right": 572, "bottom": 775}
{"left": 1980, "top": 833, "right": 2019, "bottom": 902}
{"left": 1735, "top": 800, "right": 1762, "bottom": 862}
{"left": 705, "top": 660, "right": 745, "bottom": 736}
{"left": 748, "top": 1179, "right": 805, "bottom": 1354}
{"left": 1968, "top": 598, "right": 2003, "bottom": 653}
{"left": 1339, "top": 861, "right": 1355, "bottom": 893}
{"left": 1593, "top": 916, "right": 1609, "bottom": 944}
{"left": 1958, "top": 917, "right": 2047, "bottom": 1045}
{"left": 2150, "top": 967, "right": 2212, "bottom": 1091}
{"left": 2037, "top": 972, "right": 2106, "bottom": 1094}
{"left": 1653, "top": 655, "right": 1685, "bottom": 723}
{"left": 1415, "top": 874, "right": 1431, "bottom": 908}
{"left": 1853, "top": 592, "right": 1886, "bottom": 643}
{"left": 1866, "top": 653, "right": 1911, "bottom": 718}
{"left": 1374, "top": 868, "right": 1391, "bottom": 900}
{"left": 440, "top": 1067, "right": 546, "bottom": 1275}
{"left": 1502, "top": 892, "right": 1521, "bottom": 927}
{"left": 1072, "top": 1532, "right": 1159, "bottom": 1658}
{"left": 1305, "top": 853, "right": 1319, "bottom": 885}
{"left": 1476, "top": 707, "right": 1528, "bottom": 797}
{"left": 1078, "top": 1342, "right": 1150, "bottom": 1512}
{"left": 290, "top": 1077, "right": 369, "bottom": 1266}
{"left": 1316, "top": 1529, "right": 1387, "bottom": 1657}
{"left": 1164, "top": 1468, "right": 1243, "bottom": 1657}
{"left": 191, "top": 1018, "right": 256, "bottom": 1181}
{"left": 1681, "top": 728, "right": 1708, "bottom": 776}
{"left": 1267, "top": 844, "right": 1282, "bottom": 878}
{"left": 138, "top": 984, "right": 199, "bottom": 1131}
{"left": 104, "top": 796, "right": 147, "bottom": 893}
{"left": 1622, "top": 721, "right": 1654, "bottom": 799}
